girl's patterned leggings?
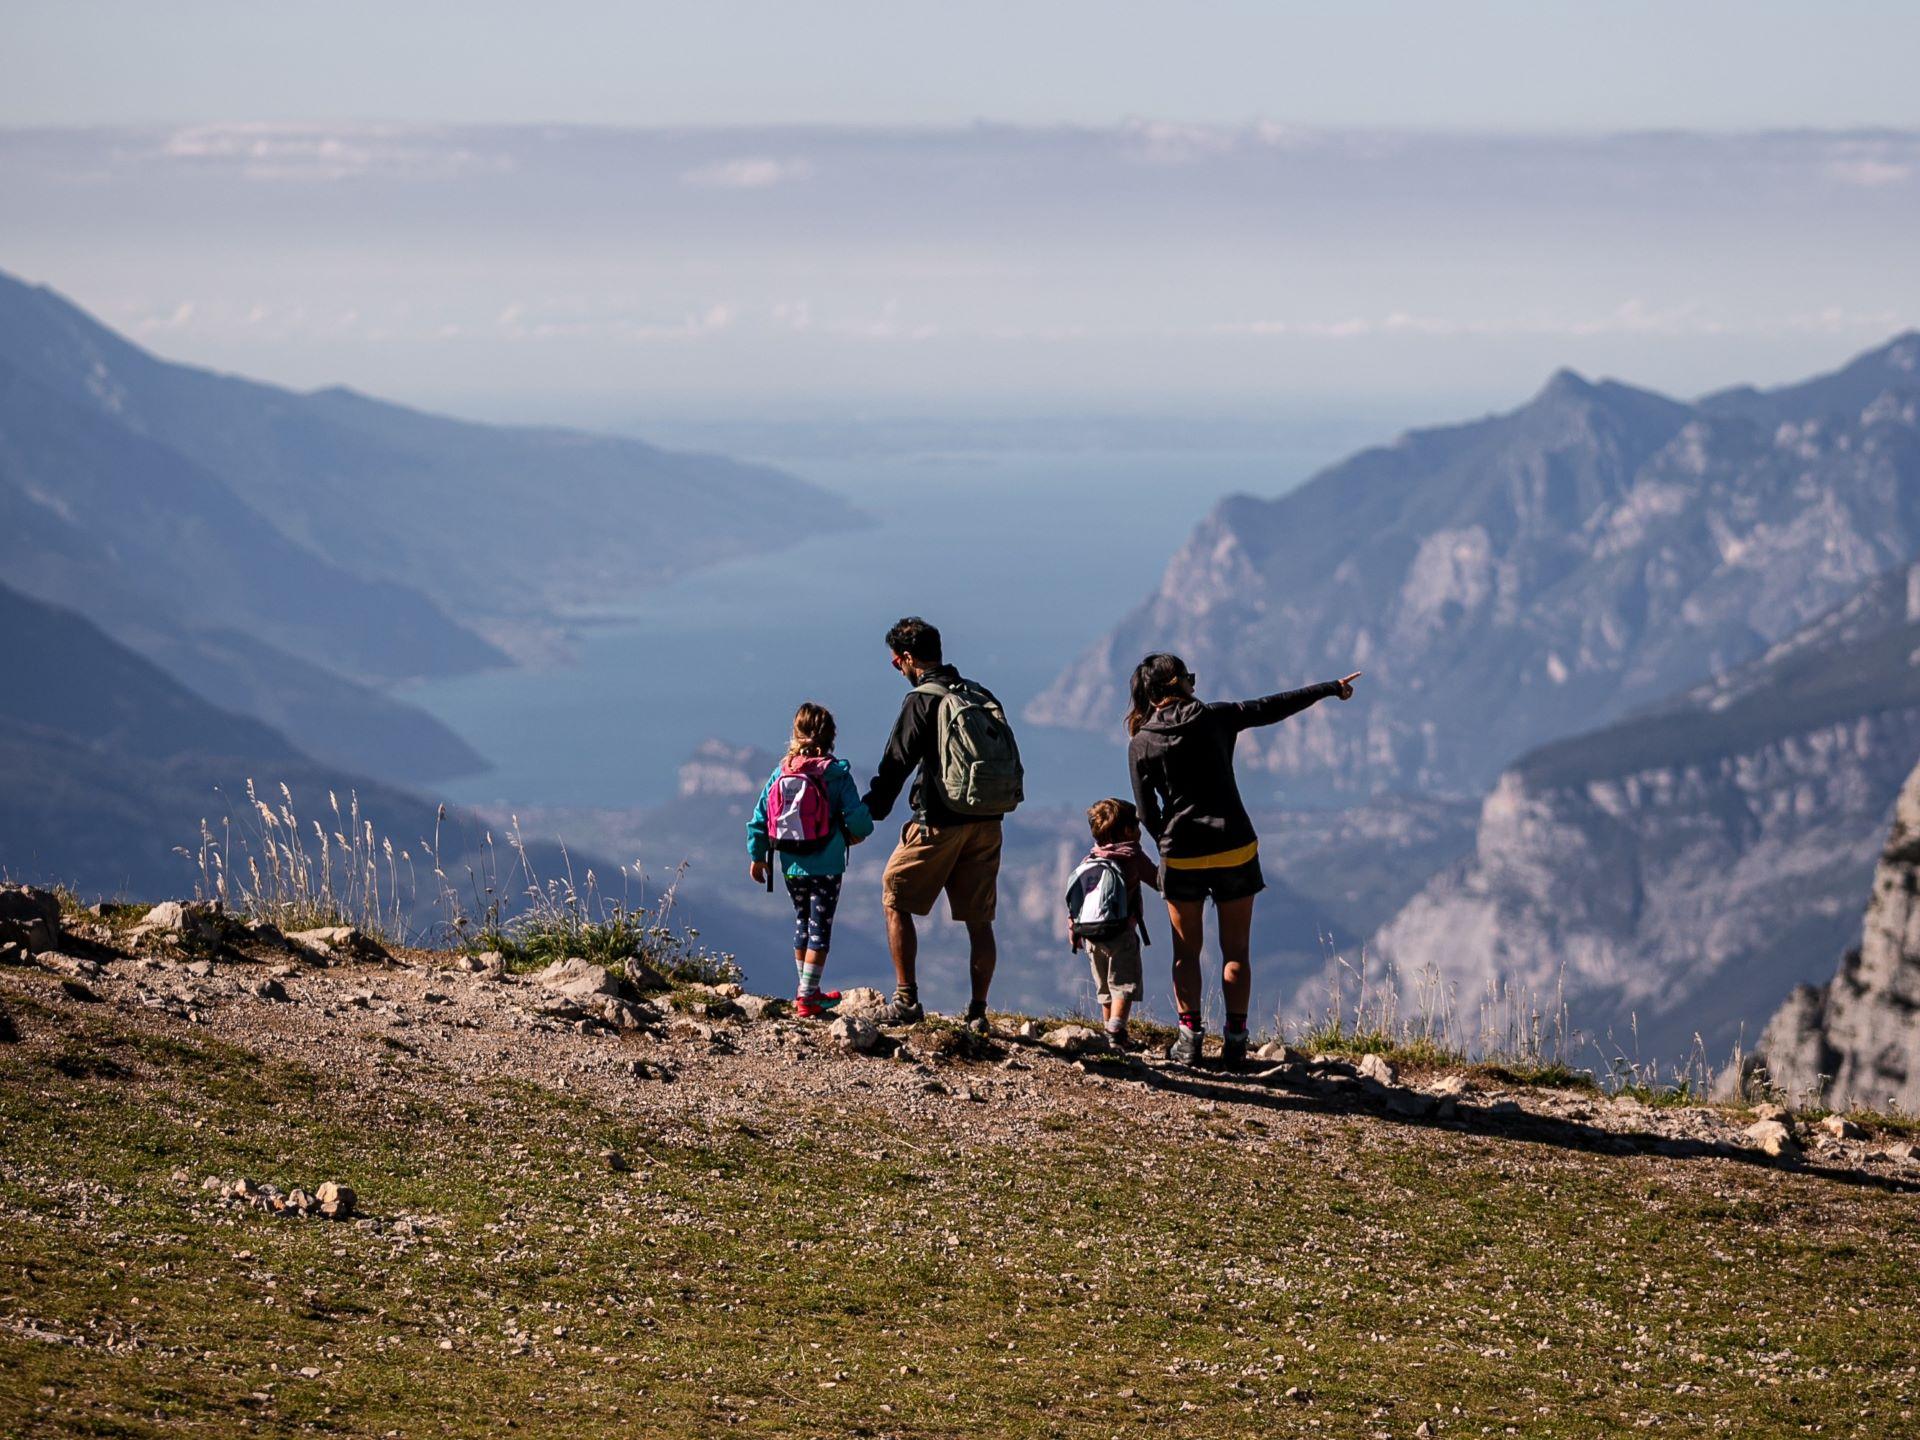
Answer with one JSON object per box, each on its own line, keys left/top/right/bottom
{"left": 783, "top": 873, "right": 842, "bottom": 953}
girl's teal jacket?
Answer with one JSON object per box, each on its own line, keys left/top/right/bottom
{"left": 746, "top": 756, "right": 875, "bottom": 879}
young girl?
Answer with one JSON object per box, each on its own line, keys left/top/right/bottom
{"left": 747, "top": 702, "right": 875, "bottom": 1017}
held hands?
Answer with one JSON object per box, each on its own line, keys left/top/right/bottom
{"left": 1335, "top": 671, "right": 1363, "bottom": 701}
{"left": 749, "top": 859, "right": 769, "bottom": 886}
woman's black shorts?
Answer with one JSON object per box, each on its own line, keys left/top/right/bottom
{"left": 1160, "top": 855, "right": 1267, "bottom": 905}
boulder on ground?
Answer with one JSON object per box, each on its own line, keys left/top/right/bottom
{"left": 0, "top": 885, "right": 61, "bottom": 955}
{"left": 40, "top": 952, "right": 104, "bottom": 981}
{"left": 1817, "top": 1114, "right": 1865, "bottom": 1141}
{"left": 288, "top": 926, "right": 389, "bottom": 963}
{"left": 1744, "top": 1118, "right": 1801, "bottom": 1161}
{"left": 735, "top": 994, "right": 788, "bottom": 1022}
{"left": 1357, "top": 1053, "right": 1398, "bottom": 1085}
{"left": 134, "top": 900, "right": 228, "bottom": 944}
{"left": 832, "top": 987, "right": 890, "bottom": 1018}
{"left": 829, "top": 1015, "right": 880, "bottom": 1054}
{"left": 598, "top": 997, "right": 656, "bottom": 1031}
{"left": 315, "top": 1180, "right": 356, "bottom": 1219}
{"left": 1042, "top": 1024, "right": 1106, "bottom": 1056}
{"left": 455, "top": 950, "right": 508, "bottom": 978}
{"left": 532, "top": 957, "right": 623, "bottom": 1001}
{"left": 1255, "top": 1041, "right": 1302, "bottom": 1064}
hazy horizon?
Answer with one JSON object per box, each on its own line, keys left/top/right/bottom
{"left": 5, "top": 122, "right": 1918, "bottom": 427}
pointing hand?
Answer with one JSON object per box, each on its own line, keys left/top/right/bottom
{"left": 1336, "top": 671, "right": 1362, "bottom": 701}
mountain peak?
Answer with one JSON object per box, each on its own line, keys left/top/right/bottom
{"left": 1859, "top": 330, "right": 1920, "bottom": 376}
{"left": 1533, "top": 367, "right": 1596, "bottom": 403}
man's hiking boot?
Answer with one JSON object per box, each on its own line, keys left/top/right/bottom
{"left": 964, "top": 1001, "right": 990, "bottom": 1036}
{"left": 1167, "top": 1029, "right": 1204, "bottom": 1065}
{"left": 877, "top": 996, "right": 924, "bottom": 1026}
{"left": 1219, "top": 1032, "right": 1248, "bottom": 1070}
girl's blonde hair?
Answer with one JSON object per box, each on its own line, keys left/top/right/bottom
{"left": 787, "top": 701, "right": 837, "bottom": 759}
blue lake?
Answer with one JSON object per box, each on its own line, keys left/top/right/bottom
{"left": 412, "top": 444, "right": 1339, "bottom": 813}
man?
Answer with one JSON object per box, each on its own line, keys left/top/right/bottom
{"left": 862, "top": 616, "right": 1016, "bottom": 1031}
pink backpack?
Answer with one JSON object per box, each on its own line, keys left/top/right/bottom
{"left": 766, "top": 756, "right": 836, "bottom": 858}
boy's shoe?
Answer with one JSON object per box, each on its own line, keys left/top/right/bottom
{"left": 1219, "top": 1032, "right": 1249, "bottom": 1069}
{"left": 877, "top": 996, "right": 924, "bottom": 1026}
{"left": 1167, "top": 1029, "right": 1204, "bottom": 1065}
{"left": 963, "top": 1001, "right": 990, "bottom": 1035}
{"left": 1107, "top": 1029, "right": 1140, "bottom": 1054}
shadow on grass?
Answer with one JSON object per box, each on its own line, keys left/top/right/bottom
{"left": 1048, "top": 1045, "right": 1920, "bottom": 1199}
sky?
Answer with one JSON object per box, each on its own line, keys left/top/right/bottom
{"left": 6, "top": 1, "right": 1920, "bottom": 131}
{"left": 2, "top": 3, "right": 1917, "bottom": 422}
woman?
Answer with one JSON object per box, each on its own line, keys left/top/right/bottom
{"left": 1126, "top": 653, "right": 1361, "bottom": 1067}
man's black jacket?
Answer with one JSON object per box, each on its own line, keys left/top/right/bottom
{"left": 862, "top": 663, "right": 1002, "bottom": 828}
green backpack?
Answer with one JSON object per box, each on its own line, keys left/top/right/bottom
{"left": 913, "top": 678, "right": 1025, "bottom": 817}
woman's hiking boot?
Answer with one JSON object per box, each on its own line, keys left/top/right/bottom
{"left": 1219, "top": 1032, "right": 1249, "bottom": 1069}
{"left": 963, "top": 1001, "right": 990, "bottom": 1035}
{"left": 1167, "top": 1028, "right": 1204, "bottom": 1065}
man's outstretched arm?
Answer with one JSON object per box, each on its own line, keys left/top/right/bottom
{"left": 862, "top": 696, "right": 928, "bottom": 821}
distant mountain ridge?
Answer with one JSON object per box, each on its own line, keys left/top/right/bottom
{"left": 0, "top": 270, "right": 862, "bottom": 627}
{"left": 0, "top": 268, "right": 861, "bottom": 784}
{"left": 1370, "top": 564, "right": 1920, "bottom": 1062}
{"left": 1031, "top": 334, "right": 1920, "bottom": 803}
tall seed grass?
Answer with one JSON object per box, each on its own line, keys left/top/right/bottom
{"left": 1286, "top": 934, "right": 1726, "bottom": 1098}
{"left": 179, "top": 781, "right": 736, "bottom": 984}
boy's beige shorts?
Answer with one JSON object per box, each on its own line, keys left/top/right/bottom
{"left": 1086, "top": 929, "right": 1144, "bottom": 1004}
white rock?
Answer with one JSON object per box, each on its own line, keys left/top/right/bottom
{"left": 1042, "top": 1024, "right": 1105, "bottom": 1056}
{"left": 1817, "top": 1113, "right": 1865, "bottom": 1140}
{"left": 532, "top": 958, "right": 622, "bottom": 1002}
{"left": 315, "top": 1181, "right": 356, "bottom": 1219}
{"left": 832, "top": 987, "right": 890, "bottom": 1018}
{"left": 829, "top": 1015, "right": 880, "bottom": 1054}
{"left": 1744, "top": 1119, "right": 1801, "bottom": 1160}
{"left": 1357, "top": 1053, "right": 1398, "bottom": 1085}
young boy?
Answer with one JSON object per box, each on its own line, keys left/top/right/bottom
{"left": 1064, "top": 797, "right": 1160, "bottom": 1050}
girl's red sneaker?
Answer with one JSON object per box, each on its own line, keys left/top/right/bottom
{"left": 793, "top": 990, "right": 842, "bottom": 1020}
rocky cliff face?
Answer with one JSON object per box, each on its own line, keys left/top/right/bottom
{"left": 1031, "top": 336, "right": 1920, "bottom": 803}
{"left": 1751, "top": 759, "right": 1920, "bottom": 1110}
{"left": 1370, "top": 566, "right": 1920, "bottom": 1062}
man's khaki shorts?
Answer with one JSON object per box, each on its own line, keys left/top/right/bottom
{"left": 881, "top": 819, "right": 1002, "bottom": 922}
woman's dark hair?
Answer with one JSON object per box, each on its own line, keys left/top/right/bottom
{"left": 1126, "top": 652, "right": 1193, "bottom": 736}
{"left": 885, "top": 616, "right": 942, "bottom": 664}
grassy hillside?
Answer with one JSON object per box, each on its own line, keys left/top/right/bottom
{"left": 2, "top": 924, "right": 1916, "bottom": 1438}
